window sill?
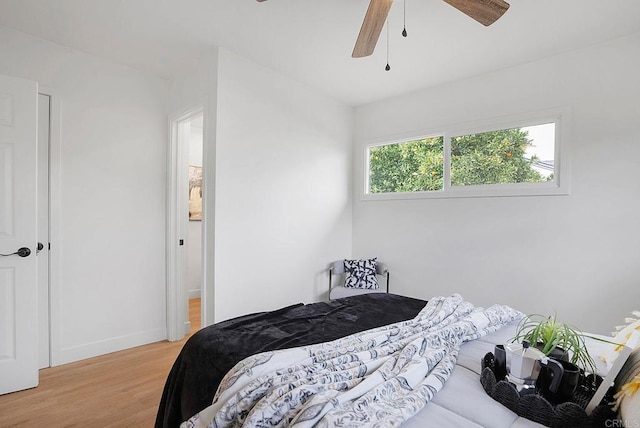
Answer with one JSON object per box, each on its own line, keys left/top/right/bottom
{"left": 362, "top": 182, "right": 570, "bottom": 201}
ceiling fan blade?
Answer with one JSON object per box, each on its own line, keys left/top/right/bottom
{"left": 352, "top": 0, "right": 394, "bottom": 58}
{"left": 442, "top": 0, "right": 510, "bottom": 26}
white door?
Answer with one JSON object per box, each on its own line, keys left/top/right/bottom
{"left": 0, "top": 74, "right": 39, "bottom": 395}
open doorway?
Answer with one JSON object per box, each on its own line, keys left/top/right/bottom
{"left": 167, "top": 107, "right": 205, "bottom": 341}
{"left": 185, "top": 114, "right": 203, "bottom": 334}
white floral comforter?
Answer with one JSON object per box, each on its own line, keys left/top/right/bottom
{"left": 182, "top": 294, "right": 523, "bottom": 428}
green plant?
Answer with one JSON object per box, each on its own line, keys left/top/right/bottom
{"left": 512, "top": 314, "right": 597, "bottom": 375}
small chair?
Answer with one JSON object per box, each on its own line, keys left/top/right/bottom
{"left": 328, "top": 259, "right": 390, "bottom": 300}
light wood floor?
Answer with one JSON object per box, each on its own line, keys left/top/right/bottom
{"left": 0, "top": 298, "right": 201, "bottom": 427}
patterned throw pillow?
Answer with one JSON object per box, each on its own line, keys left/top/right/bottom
{"left": 343, "top": 258, "right": 379, "bottom": 289}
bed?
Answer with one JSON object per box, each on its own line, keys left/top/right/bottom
{"left": 155, "top": 293, "right": 619, "bottom": 428}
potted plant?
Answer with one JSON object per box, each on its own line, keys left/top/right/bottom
{"left": 511, "top": 313, "right": 597, "bottom": 375}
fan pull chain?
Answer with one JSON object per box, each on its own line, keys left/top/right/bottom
{"left": 402, "top": 0, "right": 407, "bottom": 37}
{"left": 385, "top": 20, "right": 391, "bottom": 71}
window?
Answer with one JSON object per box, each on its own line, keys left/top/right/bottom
{"left": 365, "top": 114, "right": 567, "bottom": 199}
{"left": 369, "top": 136, "right": 444, "bottom": 193}
{"left": 450, "top": 123, "right": 555, "bottom": 187}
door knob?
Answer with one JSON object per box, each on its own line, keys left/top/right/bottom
{"left": 16, "top": 247, "right": 31, "bottom": 257}
{"left": 0, "top": 247, "right": 31, "bottom": 257}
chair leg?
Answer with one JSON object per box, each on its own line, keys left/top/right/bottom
{"left": 329, "top": 266, "right": 333, "bottom": 300}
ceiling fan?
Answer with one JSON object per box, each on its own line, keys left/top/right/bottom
{"left": 257, "top": 0, "right": 510, "bottom": 58}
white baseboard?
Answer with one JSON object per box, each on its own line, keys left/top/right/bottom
{"left": 184, "top": 320, "right": 191, "bottom": 335}
{"left": 53, "top": 327, "right": 166, "bottom": 366}
{"left": 188, "top": 289, "right": 201, "bottom": 299}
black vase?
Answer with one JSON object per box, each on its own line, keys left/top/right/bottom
{"left": 536, "top": 343, "right": 569, "bottom": 361}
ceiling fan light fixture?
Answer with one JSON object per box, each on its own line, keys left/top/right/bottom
{"left": 350, "top": 0, "right": 509, "bottom": 59}
{"left": 257, "top": 0, "right": 510, "bottom": 60}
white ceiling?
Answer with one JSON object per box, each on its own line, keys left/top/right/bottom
{"left": 1, "top": 0, "right": 639, "bottom": 106}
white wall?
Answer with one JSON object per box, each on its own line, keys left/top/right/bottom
{"left": 214, "top": 49, "right": 353, "bottom": 322}
{"left": 353, "top": 34, "right": 640, "bottom": 334}
{"left": 0, "top": 20, "right": 347, "bottom": 366}
{"left": 0, "top": 26, "right": 169, "bottom": 364}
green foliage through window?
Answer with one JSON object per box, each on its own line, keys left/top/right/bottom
{"left": 451, "top": 128, "right": 548, "bottom": 187}
{"left": 368, "top": 126, "right": 554, "bottom": 194}
{"left": 369, "top": 137, "right": 444, "bottom": 193}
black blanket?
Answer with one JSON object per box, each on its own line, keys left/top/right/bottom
{"left": 155, "top": 293, "right": 427, "bottom": 428}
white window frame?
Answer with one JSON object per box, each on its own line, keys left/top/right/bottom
{"left": 362, "top": 109, "right": 571, "bottom": 200}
